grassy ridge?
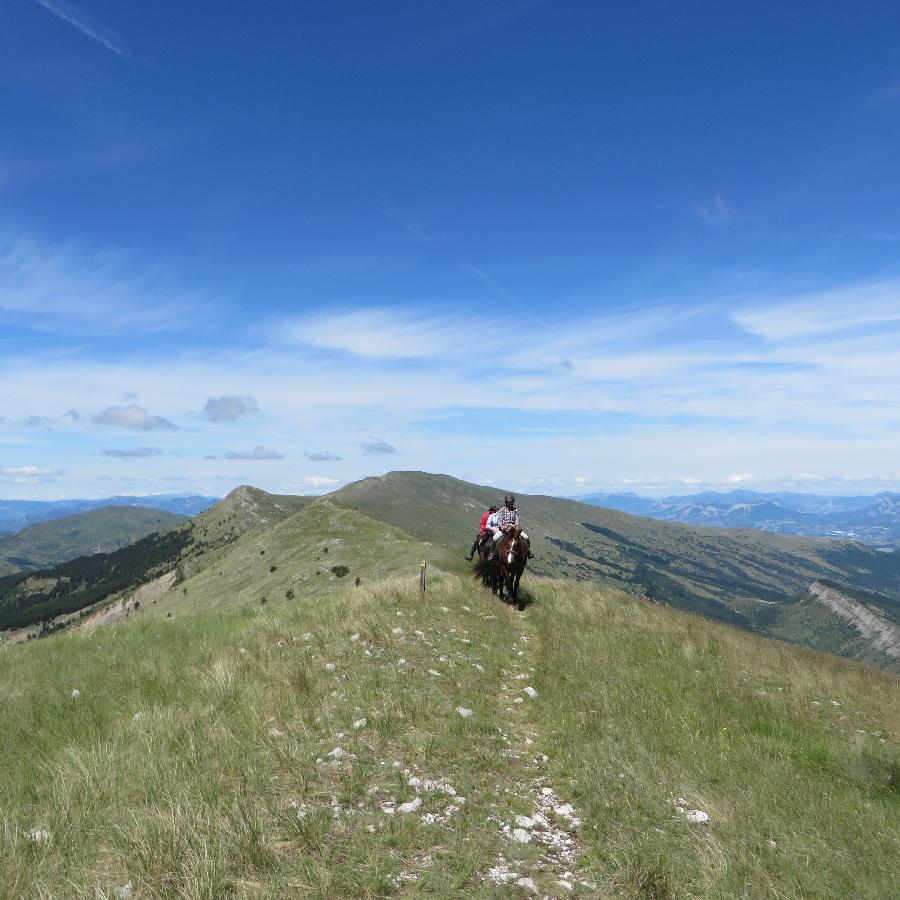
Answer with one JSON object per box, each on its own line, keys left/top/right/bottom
{"left": 335, "top": 472, "right": 900, "bottom": 667}
{"left": 1, "top": 569, "right": 897, "bottom": 897}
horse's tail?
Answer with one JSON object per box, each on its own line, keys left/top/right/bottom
{"left": 473, "top": 558, "right": 494, "bottom": 581}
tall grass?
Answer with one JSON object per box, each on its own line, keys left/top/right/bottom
{"left": 1, "top": 573, "right": 897, "bottom": 897}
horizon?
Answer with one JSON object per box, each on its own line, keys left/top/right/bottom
{"left": 4, "top": 471, "right": 900, "bottom": 505}
{"left": 4, "top": 2, "right": 900, "bottom": 499}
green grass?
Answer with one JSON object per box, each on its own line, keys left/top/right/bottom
{"left": 528, "top": 581, "right": 900, "bottom": 897}
{"left": 333, "top": 472, "right": 900, "bottom": 668}
{"left": 1, "top": 565, "right": 897, "bottom": 898}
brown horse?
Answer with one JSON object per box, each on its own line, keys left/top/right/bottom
{"left": 473, "top": 526, "right": 528, "bottom": 608}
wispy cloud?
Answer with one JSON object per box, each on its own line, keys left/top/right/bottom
{"left": 93, "top": 405, "right": 176, "bottom": 431}
{"left": 0, "top": 235, "right": 220, "bottom": 336}
{"left": 284, "top": 307, "right": 469, "bottom": 360}
{"left": 733, "top": 280, "right": 900, "bottom": 341}
{"left": 0, "top": 465, "right": 60, "bottom": 484}
{"left": 32, "top": 0, "right": 128, "bottom": 57}
{"left": 224, "top": 446, "right": 284, "bottom": 460}
{"left": 306, "top": 451, "right": 342, "bottom": 461}
{"left": 693, "top": 194, "right": 736, "bottom": 227}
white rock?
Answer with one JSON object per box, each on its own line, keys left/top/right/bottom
{"left": 684, "top": 809, "right": 710, "bottom": 823}
{"left": 327, "top": 747, "right": 346, "bottom": 760}
{"left": 350, "top": 633, "right": 360, "bottom": 642}
{"left": 457, "top": 707, "right": 474, "bottom": 718}
{"left": 398, "top": 797, "right": 422, "bottom": 814}
{"left": 269, "top": 728, "right": 286, "bottom": 738}
{"left": 23, "top": 828, "right": 51, "bottom": 844}
{"left": 392, "top": 627, "right": 405, "bottom": 636}
{"left": 510, "top": 827, "right": 532, "bottom": 844}
{"left": 71, "top": 689, "right": 81, "bottom": 700}
{"left": 516, "top": 876, "right": 539, "bottom": 895}
{"left": 556, "top": 880, "right": 574, "bottom": 891}
{"left": 302, "top": 633, "right": 314, "bottom": 641}
{"left": 324, "top": 662, "right": 336, "bottom": 672}
{"left": 441, "top": 606, "right": 450, "bottom": 612}
{"left": 674, "top": 797, "right": 688, "bottom": 807}
{"left": 132, "top": 712, "right": 144, "bottom": 723}
{"left": 472, "top": 663, "right": 485, "bottom": 672}
{"left": 514, "top": 697, "right": 524, "bottom": 705}
{"left": 522, "top": 686, "right": 539, "bottom": 699}
{"left": 239, "top": 648, "right": 247, "bottom": 655}
{"left": 397, "top": 658, "right": 406, "bottom": 665}
{"left": 115, "top": 882, "right": 134, "bottom": 900}
{"left": 514, "top": 814, "right": 535, "bottom": 828}
{"left": 427, "top": 669, "right": 441, "bottom": 677}
{"left": 352, "top": 718, "right": 367, "bottom": 730}
{"left": 415, "top": 630, "right": 426, "bottom": 638}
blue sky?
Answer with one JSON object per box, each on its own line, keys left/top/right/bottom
{"left": 3, "top": 0, "right": 900, "bottom": 499}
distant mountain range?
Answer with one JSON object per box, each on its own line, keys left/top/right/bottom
{"left": 0, "top": 506, "right": 188, "bottom": 576}
{"left": 572, "top": 490, "right": 900, "bottom": 550}
{"left": 0, "top": 494, "right": 218, "bottom": 534}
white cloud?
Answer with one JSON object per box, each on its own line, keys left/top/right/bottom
{"left": 92, "top": 405, "right": 176, "bottom": 431}
{"left": 224, "top": 446, "right": 284, "bottom": 460}
{"left": 362, "top": 440, "right": 396, "bottom": 455}
{"left": 203, "top": 395, "right": 259, "bottom": 422}
{"left": 101, "top": 447, "right": 162, "bottom": 459}
{"left": 726, "top": 473, "right": 753, "bottom": 483}
{"left": 305, "top": 476, "right": 339, "bottom": 488}
{"left": 307, "top": 451, "right": 341, "bottom": 461}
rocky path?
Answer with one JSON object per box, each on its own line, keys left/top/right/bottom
{"left": 242, "top": 578, "right": 593, "bottom": 896}
{"left": 480, "top": 610, "right": 590, "bottom": 897}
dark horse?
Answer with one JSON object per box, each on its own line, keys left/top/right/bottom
{"left": 473, "top": 526, "right": 528, "bottom": 609}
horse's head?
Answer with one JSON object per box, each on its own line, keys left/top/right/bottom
{"left": 502, "top": 526, "right": 522, "bottom": 565}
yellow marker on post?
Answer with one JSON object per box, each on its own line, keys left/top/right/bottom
{"left": 419, "top": 561, "right": 427, "bottom": 597}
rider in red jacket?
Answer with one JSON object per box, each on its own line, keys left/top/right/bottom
{"left": 466, "top": 506, "right": 498, "bottom": 561}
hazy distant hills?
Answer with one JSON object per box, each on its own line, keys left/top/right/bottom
{"left": 574, "top": 489, "right": 900, "bottom": 549}
{"left": 0, "top": 493, "right": 218, "bottom": 534}
{"left": 0, "top": 506, "right": 187, "bottom": 575}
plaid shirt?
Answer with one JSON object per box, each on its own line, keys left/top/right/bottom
{"left": 497, "top": 506, "right": 520, "bottom": 529}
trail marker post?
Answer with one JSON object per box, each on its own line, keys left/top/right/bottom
{"left": 419, "top": 561, "right": 427, "bottom": 598}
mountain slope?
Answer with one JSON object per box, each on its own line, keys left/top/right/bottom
{"left": 335, "top": 472, "right": 900, "bottom": 667}
{"left": 0, "top": 506, "right": 186, "bottom": 575}
{"left": 1, "top": 566, "right": 896, "bottom": 897}
{"left": 0, "top": 494, "right": 217, "bottom": 532}
{"left": 0, "top": 486, "right": 312, "bottom": 636}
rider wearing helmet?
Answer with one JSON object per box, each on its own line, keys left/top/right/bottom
{"left": 490, "top": 493, "right": 533, "bottom": 558}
